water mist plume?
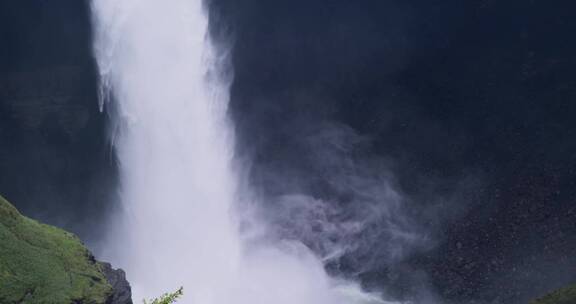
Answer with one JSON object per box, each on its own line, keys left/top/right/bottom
{"left": 91, "top": 0, "right": 401, "bottom": 303}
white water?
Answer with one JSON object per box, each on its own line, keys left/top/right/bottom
{"left": 91, "top": 0, "right": 395, "bottom": 303}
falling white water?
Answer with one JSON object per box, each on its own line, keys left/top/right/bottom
{"left": 91, "top": 0, "right": 397, "bottom": 303}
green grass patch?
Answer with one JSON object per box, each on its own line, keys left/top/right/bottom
{"left": 531, "top": 284, "right": 576, "bottom": 304}
{"left": 0, "top": 195, "right": 113, "bottom": 303}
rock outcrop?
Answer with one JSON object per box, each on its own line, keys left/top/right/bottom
{"left": 0, "top": 195, "right": 132, "bottom": 304}
{"left": 100, "top": 262, "right": 133, "bottom": 304}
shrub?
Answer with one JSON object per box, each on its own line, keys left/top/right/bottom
{"left": 143, "top": 287, "right": 184, "bottom": 304}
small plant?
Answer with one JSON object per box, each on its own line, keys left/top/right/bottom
{"left": 143, "top": 287, "right": 184, "bottom": 304}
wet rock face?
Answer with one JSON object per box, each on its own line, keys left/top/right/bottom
{"left": 0, "top": 0, "right": 116, "bottom": 244}
{"left": 100, "top": 262, "right": 133, "bottom": 304}
{"left": 0, "top": 64, "right": 117, "bottom": 244}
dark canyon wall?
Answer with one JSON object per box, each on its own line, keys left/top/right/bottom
{"left": 0, "top": 0, "right": 116, "bottom": 244}
{"left": 0, "top": 0, "right": 575, "bottom": 303}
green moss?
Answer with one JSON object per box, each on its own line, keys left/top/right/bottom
{"left": 531, "top": 284, "right": 576, "bottom": 304}
{"left": 0, "top": 195, "right": 113, "bottom": 303}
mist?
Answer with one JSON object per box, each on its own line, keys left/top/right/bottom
{"left": 90, "top": 0, "right": 404, "bottom": 302}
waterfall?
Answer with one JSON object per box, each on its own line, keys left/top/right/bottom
{"left": 91, "top": 0, "right": 394, "bottom": 303}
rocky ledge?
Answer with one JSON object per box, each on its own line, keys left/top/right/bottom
{"left": 0, "top": 195, "right": 132, "bottom": 304}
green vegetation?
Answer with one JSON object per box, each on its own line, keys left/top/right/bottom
{"left": 0, "top": 195, "right": 113, "bottom": 303}
{"left": 3, "top": 191, "right": 573, "bottom": 304}
{"left": 531, "top": 284, "right": 576, "bottom": 304}
{"left": 143, "top": 287, "right": 183, "bottom": 304}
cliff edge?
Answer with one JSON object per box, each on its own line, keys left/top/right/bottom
{"left": 531, "top": 283, "right": 576, "bottom": 304}
{"left": 0, "top": 195, "right": 132, "bottom": 304}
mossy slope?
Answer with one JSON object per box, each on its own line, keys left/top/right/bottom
{"left": 531, "top": 284, "right": 576, "bottom": 304}
{"left": 0, "top": 195, "right": 113, "bottom": 303}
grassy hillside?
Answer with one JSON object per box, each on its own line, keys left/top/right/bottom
{"left": 0, "top": 195, "right": 113, "bottom": 303}
{"left": 531, "top": 284, "right": 576, "bottom": 304}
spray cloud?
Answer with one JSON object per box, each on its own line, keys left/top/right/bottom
{"left": 91, "top": 0, "right": 403, "bottom": 303}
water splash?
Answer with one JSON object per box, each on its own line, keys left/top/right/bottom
{"left": 91, "top": 0, "right": 398, "bottom": 303}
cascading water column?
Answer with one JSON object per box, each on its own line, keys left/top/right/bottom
{"left": 91, "top": 0, "right": 396, "bottom": 303}
{"left": 91, "top": 0, "right": 242, "bottom": 300}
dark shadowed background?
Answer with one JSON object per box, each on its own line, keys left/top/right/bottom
{"left": 1, "top": 0, "right": 575, "bottom": 303}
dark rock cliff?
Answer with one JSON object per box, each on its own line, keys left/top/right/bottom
{"left": 0, "top": 64, "right": 117, "bottom": 243}
{"left": 100, "top": 262, "right": 133, "bottom": 304}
